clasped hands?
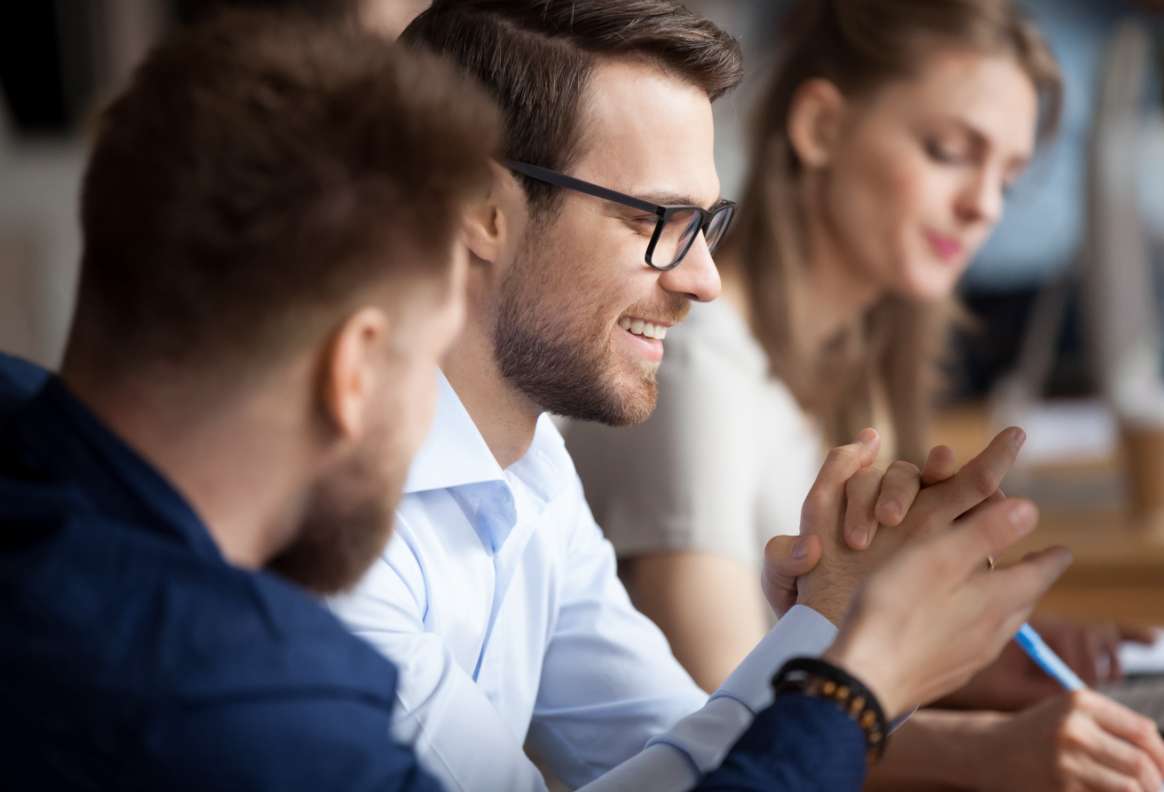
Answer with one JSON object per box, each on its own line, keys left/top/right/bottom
{"left": 762, "top": 427, "right": 1151, "bottom": 716}
{"left": 763, "top": 426, "right": 1028, "bottom": 625}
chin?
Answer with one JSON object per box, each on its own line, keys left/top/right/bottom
{"left": 897, "top": 264, "right": 964, "bottom": 302}
{"left": 588, "top": 368, "right": 657, "bottom": 427}
{"left": 617, "top": 384, "right": 657, "bottom": 426}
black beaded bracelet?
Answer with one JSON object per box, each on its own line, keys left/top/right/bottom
{"left": 771, "top": 656, "right": 889, "bottom": 763}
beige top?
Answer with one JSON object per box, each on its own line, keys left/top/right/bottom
{"left": 564, "top": 298, "right": 824, "bottom": 569}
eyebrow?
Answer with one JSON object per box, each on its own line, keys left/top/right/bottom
{"left": 627, "top": 190, "right": 725, "bottom": 210}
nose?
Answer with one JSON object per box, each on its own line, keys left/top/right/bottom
{"left": 657, "top": 234, "right": 721, "bottom": 303}
{"left": 956, "top": 168, "right": 1004, "bottom": 228}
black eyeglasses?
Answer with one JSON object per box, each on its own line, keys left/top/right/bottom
{"left": 505, "top": 160, "right": 736, "bottom": 271}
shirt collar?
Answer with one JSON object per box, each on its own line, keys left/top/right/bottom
{"left": 404, "top": 370, "right": 504, "bottom": 494}
{"left": 404, "top": 371, "right": 571, "bottom": 505}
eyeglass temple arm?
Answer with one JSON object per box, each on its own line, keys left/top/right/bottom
{"left": 503, "top": 160, "right": 662, "bottom": 216}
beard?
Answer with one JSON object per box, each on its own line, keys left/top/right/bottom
{"left": 266, "top": 418, "right": 408, "bottom": 596}
{"left": 493, "top": 244, "right": 684, "bottom": 426}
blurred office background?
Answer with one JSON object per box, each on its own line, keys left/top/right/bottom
{"left": 4, "top": 0, "right": 1160, "bottom": 391}
{"left": 2, "top": 2, "right": 1164, "bottom": 615}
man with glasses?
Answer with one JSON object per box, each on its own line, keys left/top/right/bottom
{"left": 327, "top": 1, "right": 1078, "bottom": 790}
{"left": 502, "top": 160, "right": 737, "bottom": 272}
{"left": 328, "top": 5, "right": 745, "bottom": 784}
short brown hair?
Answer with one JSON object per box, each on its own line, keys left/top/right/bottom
{"left": 402, "top": 0, "right": 743, "bottom": 213}
{"left": 68, "top": 11, "right": 499, "bottom": 377}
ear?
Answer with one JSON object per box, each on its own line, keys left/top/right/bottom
{"left": 463, "top": 161, "right": 524, "bottom": 266}
{"left": 787, "top": 78, "right": 848, "bottom": 169}
{"left": 319, "top": 307, "right": 391, "bottom": 439}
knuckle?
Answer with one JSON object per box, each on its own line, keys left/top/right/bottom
{"left": 801, "top": 492, "right": 829, "bottom": 524}
{"left": 1058, "top": 730, "right": 1085, "bottom": 755}
{"left": 825, "top": 446, "right": 846, "bottom": 465}
{"left": 874, "top": 502, "right": 901, "bottom": 526}
{"left": 932, "top": 548, "right": 956, "bottom": 573}
{"left": 968, "top": 465, "right": 999, "bottom": 498}
{"left": 827, "top": 445, "right": 858, "bottom": 468}
{"left": 929, "top": 554, "right": 959, "bottom": 585}
{"left": 921, "top": 538, "right": 959, "bottom": 575}
{"left": 848, "top": 469, "right": 880, "bottom": 498}
{"left": 889, "top": 460, "right": 921, "bottom": 479}
{"left": 763, "top": 534, "right": 792, "bottom": 558}
{"left": 1070, "top": 690, "right": 1093, "bottom": 709}
{"left": 1056, "top": 715, "right": 1083, "bottom": 746}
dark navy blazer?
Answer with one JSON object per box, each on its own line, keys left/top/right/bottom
{"left": 0, "top": 352, "right": 865, "bottom": 790}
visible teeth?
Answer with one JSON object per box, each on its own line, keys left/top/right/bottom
{"left": 620, "top": 317, "right": 669, "bottom": 340}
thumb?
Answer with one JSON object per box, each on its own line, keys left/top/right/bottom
{"left": 761, "top": 535, "right": 821, "bottom": 617}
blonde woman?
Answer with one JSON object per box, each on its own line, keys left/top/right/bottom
{"left": 567, "top": 1, "right": 1164, "bottom": 788}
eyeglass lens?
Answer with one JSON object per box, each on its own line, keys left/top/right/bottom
{"left": 650, "top": 206, "right": 734, "bottom": 269}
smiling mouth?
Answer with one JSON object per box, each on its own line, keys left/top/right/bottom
{"left": 617, "top": 316, "right": 669, "bottom": 340}
{"left": 925, "top": 230, "right": 964, "bottom": 261}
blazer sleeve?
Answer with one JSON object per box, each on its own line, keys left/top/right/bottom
{"left": 694, "top": 692, "right": 868, "bottom": 791}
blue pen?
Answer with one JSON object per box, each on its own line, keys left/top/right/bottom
{"left": 1013, "top": 622, "right": 1087, "bottom": 691}
{"left": 1017, "top": 621, "right": 1164, "bottom": 782}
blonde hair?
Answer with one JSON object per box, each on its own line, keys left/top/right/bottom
{"left": 720, "top": 0, "right": 1062, "bottom": 462}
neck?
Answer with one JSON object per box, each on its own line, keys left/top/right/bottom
{"left": 798, "top": 191, "right": 884, "bottom": 357}
{"left": 442, "top": 318, "right": 540, "bottom": 470}
{"left": 61, "top": 364, "right": 310, "bottom": 569}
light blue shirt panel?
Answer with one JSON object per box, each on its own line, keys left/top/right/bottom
{"left": 330, "top": 373, "right": 838, "bottom": 791}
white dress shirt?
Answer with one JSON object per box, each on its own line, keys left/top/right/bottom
{"left": 329, "top": 373, "right": 837, "bottom": 791}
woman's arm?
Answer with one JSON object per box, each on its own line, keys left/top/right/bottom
{"left": 621, "top": 551, "right": 771, "bottom": 692}
{"left": 869, "top": 693, "right": 1164, "bottom": 792}
{"left": 866, "top": 710, "right": 1000, "bottom": 791}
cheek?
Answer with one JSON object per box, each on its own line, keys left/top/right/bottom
{"left": 866, "top": 151, "right": 930, "bottom": 244}
{"left": 528, "top": 216, "right": 647, "bottom": 328}
{"left": 825, "top": 158, "right": 910, "bottom": 265}
{"left": 896, "top": 165, "right": 975, "bottom": 294}
{"left": 832, "top": 148, "right": 940, "bottom": 279}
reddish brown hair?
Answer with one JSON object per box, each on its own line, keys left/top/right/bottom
{"left": 67, "top": 11, "right": 499, "bottom": 377}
